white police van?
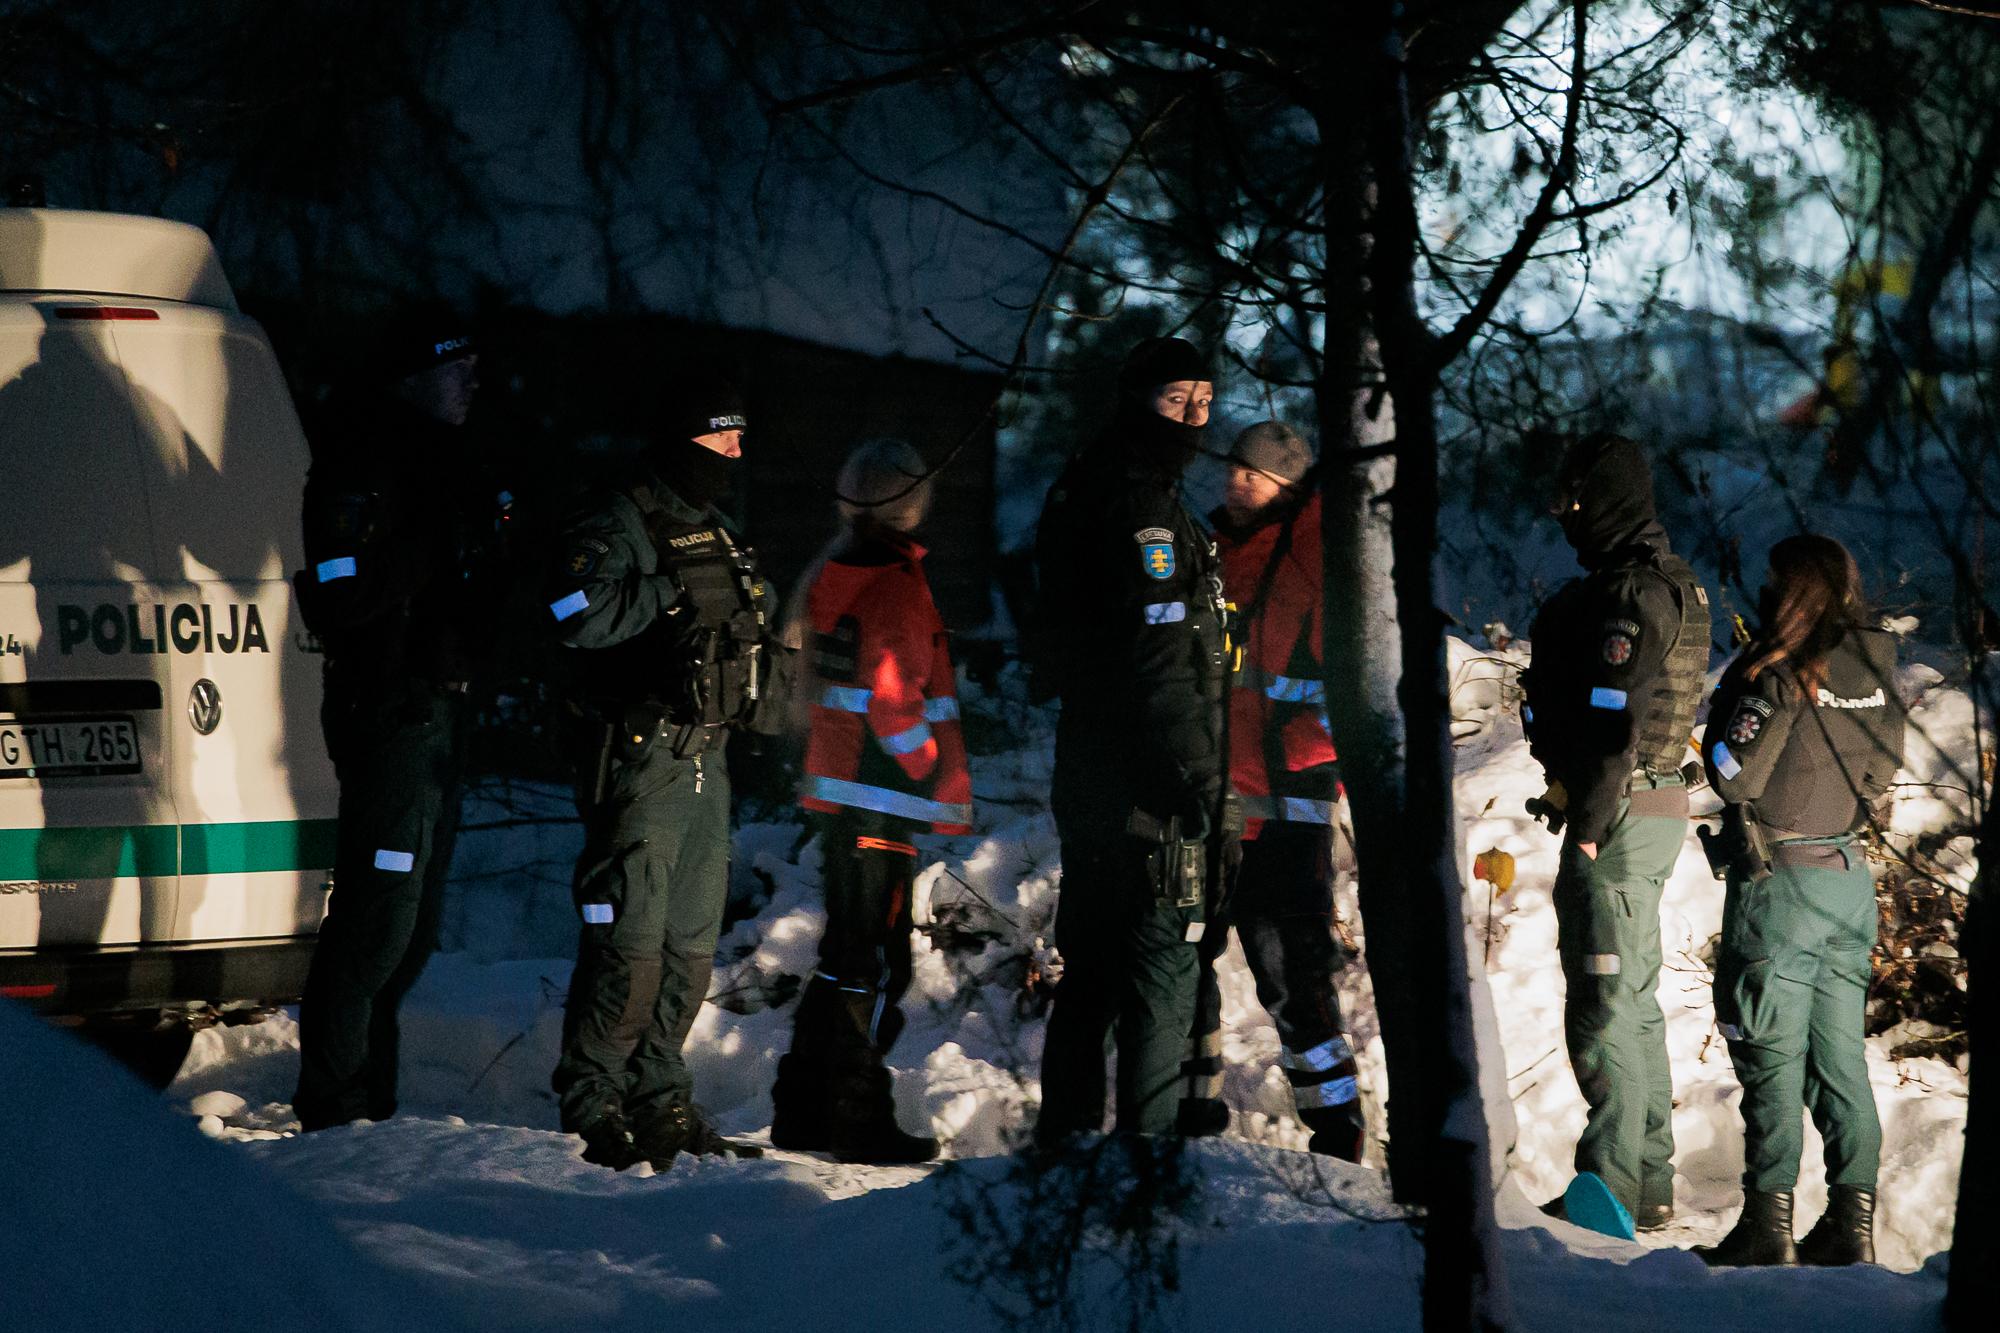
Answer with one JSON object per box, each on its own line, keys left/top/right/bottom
{"left": 0, "top": 208, "right": 336, "bottom": 1013}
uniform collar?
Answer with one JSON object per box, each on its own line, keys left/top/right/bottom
{"left": 634, "top": 461, "right": 724, "bottom": 528}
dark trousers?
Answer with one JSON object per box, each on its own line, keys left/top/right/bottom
{"left": 1715, "top": 839, "right": 1881, "bottom": 1192}
{"left": 552, "top": 739, "right": 731, "bottom": 1130}
{"left": 1038, "top": 833, "right": 1201, "bottom": 1138}
{"left": 786, "top": 813, "right": 920, "bottom": 1072}
{"left": 1188, "top": 822, "right": 1355, "bottom": 1107}
{"left": 296, "top": 682, "right": 467, "bottom": 1130}
{"left": 1554, "top": 790, "right": 1686, "bottom": 1214}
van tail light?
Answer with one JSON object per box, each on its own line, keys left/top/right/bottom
{"left": 53, "top": 306, "right": 160, "bottom": 321}
{"left": 0, "top": 983, "right": 57, "bottom": 999}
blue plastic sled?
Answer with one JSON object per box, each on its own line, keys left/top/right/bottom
{"left": 1562, "top": 1172, "right": 1636, "bottom": 1240}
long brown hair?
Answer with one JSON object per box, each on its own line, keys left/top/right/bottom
{"left": 1744, "top": 534, "right": 1865, "bottom": 696}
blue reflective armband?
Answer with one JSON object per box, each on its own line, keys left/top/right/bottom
{"left": 1589, "top": 687, "right": 1628, "bottom": 711}
{"left": 1143, "top": 601, "right": 1187, "bottom": 625}
{"left": 550, "top": 590, "right": 589, "bottom": 622}
{"left": 315, "top": 556, "right": 357, "bottom": 583}
{"left": 1712, "top": 741, "right": 1742, "bottom": 780}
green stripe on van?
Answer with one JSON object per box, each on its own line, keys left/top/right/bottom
{"left": 0, "top": 824, "right": 180, "bottom": 879}
{"left": 0, "top": 819, "right": 338, "bottom": 881}
{"left": 181, "top": 819, "right": 340, "bottom": 875}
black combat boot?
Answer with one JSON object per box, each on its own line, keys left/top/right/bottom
{"left": 1175, "top": 1097, "right": 1230, "bottom": 1138}
{"left": 830, "top": 1067, "right": 938, "bottom": 1165}
{"left": 1300, "top": 1101, "right": 1366, "bottom": 1163}
{"left": 770, "top": 1054, "right": 833, "bottom": 1152}
{"left": 574, "top": 1104, "right": 646, "bottom": 1171}
{"left": 634, "top": 1098, "right": 765, "bottom": 1166}
{"left": 1694, "top": 1189, "right": 1798, "bottom": 1267}
{"left": 1797, "top": 1185, "right": 1876, "bottom": 1266}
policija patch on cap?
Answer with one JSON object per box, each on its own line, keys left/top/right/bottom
{"left": 1135, "top": 527, "right": 1175, "bottom": 580}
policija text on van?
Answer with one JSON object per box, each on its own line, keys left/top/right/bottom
{"left": 55, "top": 601, "right": 271, "bottom": 656}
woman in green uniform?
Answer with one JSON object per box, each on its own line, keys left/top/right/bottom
{"left": 1695, "top": 535, "right": 1905, "bottom": 1267}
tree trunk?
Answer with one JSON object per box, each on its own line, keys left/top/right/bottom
{"left": 1317, "top": 61, "right": 1434, "bottom": 1207}
{"left": 1946, "top": 715, "right": 1996, "bottom": 1328}
{"left": 1317, "top": 8, "right": 1515, "bottom": 1328}
{"left": 1365, "top": 7, "right": 1514, "bottom": 1328}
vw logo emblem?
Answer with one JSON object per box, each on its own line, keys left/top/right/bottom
{"left": 188, "top": 679, "right": 223, "bottom": 735}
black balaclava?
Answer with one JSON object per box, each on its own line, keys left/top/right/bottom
{"left": 1554, "top": 432, "right": 1666, "bottom": 567}
{"left": 654, "top": 375, "right": 748, "bottom": 509}
{"left": 1111, "top": 336, "right": 1212, "bottom": 477}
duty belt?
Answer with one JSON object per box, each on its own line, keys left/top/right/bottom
{"left": 1765, "top": 831, "right": 1862, "bottom": 872}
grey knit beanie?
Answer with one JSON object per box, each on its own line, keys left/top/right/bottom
{"left": 1228, "top": 420, "right": 1312, "bottom": 484}
{"left": 836, "top": 437, "right": 931, "bottom": 532}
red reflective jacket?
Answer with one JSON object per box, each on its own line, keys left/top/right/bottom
{"left": 1214, "top": 494, "right": 1338, "bottom": 838}
{"left": 800, "top": 533, "right": 973, "bottom": 835}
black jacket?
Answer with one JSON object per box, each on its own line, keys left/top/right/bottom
{"left": 1035, "top": 409, "right": 1229, "bottom": 835}
{"left": 1703, "top": 625, "right": 1905, "bottom": 836}
{"left": 1524, "top": 435, "right": 1712, "bottom": 843}
{"left": 296, "top": 392, "right": 492, "bottom": 691}
{"left": 1523, "top": 535, "right": 1710, "bottom": 843}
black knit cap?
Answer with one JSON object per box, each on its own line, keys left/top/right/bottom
{"left": 373, "top": 304, "right": 476, "bottom": 381}
{"left": 662, "top": 368, "right": 749, "bottom": 443}
{"left": 1117, "top": 336, "right": 1211, "bottom": 396}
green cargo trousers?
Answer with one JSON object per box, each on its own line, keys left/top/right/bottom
{"left": 1037, "top": 834, "right": 1202, "bottom": 1139}
{"left": 1554, "top": 779, "right": 1688, "bottom": 1215}
{"left": 552, "top": 739, "right": 731, "bottom": 1131}
{"left": 1714, "top": 836, "right": 1881, "bottom": 1192}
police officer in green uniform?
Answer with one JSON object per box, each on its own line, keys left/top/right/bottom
{"left": 1032, "top": 337, "right": 1235, "bottom": 1141}
{"left": 545, "top": 374, "right": 790, "bottom": 1170}
{"left": 1521, "top": 431, "right": 1712, "bottom": 1227}
{"left": 294, "top": 313, "right": 492, "bottom": 1131}
{"left": 1694, "top": 535, "right": 1904, "bottom": 1268}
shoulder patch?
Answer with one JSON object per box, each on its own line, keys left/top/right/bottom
{"left": 1726, "top": 703, "right": 1765, "bottom": 746}
{"left": 1601, "top": 618, "right": 1640, "bottom": 665}
{"left": 1133, "top": 526, "right": 1173, "bottom": 544}
{"left": 1140, "top": 540, "right": 1176, "bottom": 580}
{"left": 565, "top": 537, "right": 611, "bottom": 577}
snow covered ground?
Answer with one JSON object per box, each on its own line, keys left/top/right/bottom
{"left": 13, "top": 650, "right": 1976, "bottom": 1330}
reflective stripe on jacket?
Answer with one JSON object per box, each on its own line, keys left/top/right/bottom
{"left": 1214, "top": 493, "right": 1338, "bottom": 838}
{"left": 800, "top": 534, "right": 973, "bottom": 835}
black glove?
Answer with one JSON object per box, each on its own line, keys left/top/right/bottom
{"left": 1525, "top": 781, "right": 1569, "bottom": 836}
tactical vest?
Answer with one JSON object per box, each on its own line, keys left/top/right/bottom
{"left": 1634, "top": 551, "right": 1712, "bottom": 773}
{"left": 607, "top": 480, "right": 771, "bottom": 732}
